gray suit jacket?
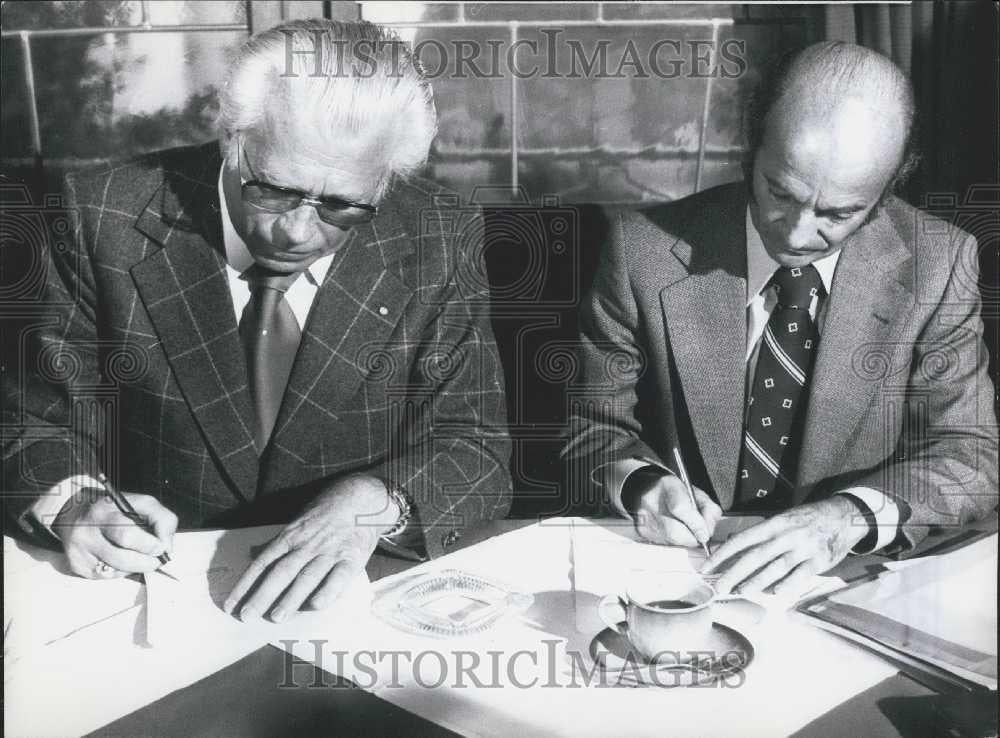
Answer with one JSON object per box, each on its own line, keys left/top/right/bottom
{"left": 566, "top": 182, "right": 997, "bottom": 552}
{"left": 4, "top": 143, "right": 512, "bottom": 558}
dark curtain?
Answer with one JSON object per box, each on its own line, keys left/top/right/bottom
{"left": 824, "top": 1, "right": 998, "bottom": 199}
{"left": 824, "top": 0, "right": 999, "bottom": 397}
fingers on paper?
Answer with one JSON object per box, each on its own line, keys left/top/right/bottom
{"left": 223, "top": 531, "right": 295, "bottom": 612}
{"left": 231, "top": 548, "right": 311, "bottom": 621}
{"left": 772, "top": 560, "right": 820, "bottom": 596}
{"left": 270, "top": 554, "right": 339, "bottom": 620}
{"left": 733, "top": 549, "right": 809, "bottom": 595}
{"left": 702, "top": 516, "right": 783, "bottom": 574}
{"left": 308, "top": 559, "right": 361, "bottom": 610}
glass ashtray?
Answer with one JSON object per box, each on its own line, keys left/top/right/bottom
{"left": 373, "top": 569, "right": 534, "bottom": 638}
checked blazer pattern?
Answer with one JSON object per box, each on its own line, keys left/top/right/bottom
{"left": 3, "top": 142, "right": 512, "bottom": 558}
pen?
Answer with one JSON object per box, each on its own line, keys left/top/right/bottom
{"left": 97, "top": 473, "right": 171, "bottom": 566}
{"left": 672, "top": 447, "right": 712, "bottom": 559}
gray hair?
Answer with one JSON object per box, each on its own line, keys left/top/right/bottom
{"left": 219, "top": 19, "right": 437, "bottom": 191}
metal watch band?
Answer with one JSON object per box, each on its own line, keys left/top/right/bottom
{"left": 381, "top": 483, "right": 412, "bottom": 539}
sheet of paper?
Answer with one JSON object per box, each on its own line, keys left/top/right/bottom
{"left": 142, "top": 526, "right": 370, "bottom": 647}
{"left": 805, "top": 533, "right": 998, "bottom": 687}
{"left": 4, "top": 526, "right": 371, "bottom": 738}
{"left": 353, "top": 617, "right": 896, "bottom": 738}
{"left": 867, "top": 536, "right": 997, "bottom": 654}
{"left": 276, "top": 517, "right": 895, "bottom": 738}
{"left": 3, "top": 536, "right": 148, "bottom": 665}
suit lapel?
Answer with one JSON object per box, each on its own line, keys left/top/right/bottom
{"left": 797, "top": 213, "right": 912, "bottom": 491}
{"left": 657, "top": 189, "right": 748, "bottom": 508}
{"left": 131, "top": 143, "right": 259, "bottom": 501}
{"left": 262, "top": 205, "right": 416, "bottom": 486}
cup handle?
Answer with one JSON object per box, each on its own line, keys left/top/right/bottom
{"left": 597, "top": 594, "right": 628, "bottom": 636}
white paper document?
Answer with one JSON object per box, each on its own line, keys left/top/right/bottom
{"left": 4, "top": 536, "right": 146, "bottom": 662}
{"left": 800, "top": 533, "right": 998, "bottom": 688}
{"left": 275, "top": 517, "right": 896, "bottom": 738}
{"left": 3, "top": 526, "right": 371, "bottom": 738}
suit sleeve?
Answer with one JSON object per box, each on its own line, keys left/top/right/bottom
{"left": 3, "top": 174, "right": 105, "bottom": 538}
{"left": 371, "top": 215, "right": 512, "bottom": 559}
{"left": 851, "top": 233, "right": 998, "bottom": 552}
{"left": 562, "top": 212, "right": 671, "bottom": 515}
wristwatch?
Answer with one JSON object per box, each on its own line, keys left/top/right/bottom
{"left": 381, "top": 482, "right": 413, "bottom": 539}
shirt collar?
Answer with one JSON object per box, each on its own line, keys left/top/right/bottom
{"left": 217, "top": 167, "right": 333, "bottom": 287}
{"left": 745, "top": 206, "right": 840, "bottom": 306}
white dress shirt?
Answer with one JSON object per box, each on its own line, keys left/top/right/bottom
{"left": 25, "top": 168, "right": 336, "bottom": 534}
{"left": 611, "top": 208, "right": 899, "bottom": 552}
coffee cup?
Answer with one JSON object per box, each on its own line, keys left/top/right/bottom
{"left": 597, "top": 570, "right": 717, "bottom": 664}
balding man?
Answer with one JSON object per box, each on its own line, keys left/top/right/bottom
{"left": 566, "top": 41, "right": 997, "bottom": 595}
{"left": 5, "top": 19, "right": 512, "bottom": 619}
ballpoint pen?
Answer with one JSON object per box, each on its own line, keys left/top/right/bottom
{"left": 97, "top": 472, "right": 171, "bottom": 566}
{"left": 672, "top": 447, "right": 712, "bottom": 559}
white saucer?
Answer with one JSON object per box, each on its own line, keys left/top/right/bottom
{"left": 588, "top": 621, "right": 754, "bottom": 688}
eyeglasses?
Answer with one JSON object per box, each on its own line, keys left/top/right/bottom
{"left": 237, "top": 139, "right": 378, "bottom": 227}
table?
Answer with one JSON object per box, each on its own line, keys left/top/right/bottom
{"left": 20, "top": 517, "right": 999, "bottom": 738}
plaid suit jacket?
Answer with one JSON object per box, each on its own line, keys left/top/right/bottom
{"left": 4, "top": 142, "right": 512, "bottom": 558}
{"left": 566, "top": 182, "right": 997, "bottom": 553}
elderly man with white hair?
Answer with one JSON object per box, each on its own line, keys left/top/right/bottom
{"left": 5, "top": 19, "right": 512, "bottom": 622}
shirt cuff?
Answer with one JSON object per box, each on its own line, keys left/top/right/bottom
{"left": 376, "top": 535, "right": 427, "bottom": 562}
{"left": 596, "top": 457, "right": 672, "bottom": 519}
{"left": 23, "top": 475, "right": 102, "bottom": 539}
{"left": 837, "top": 487, "right": 900, "bottom": 553}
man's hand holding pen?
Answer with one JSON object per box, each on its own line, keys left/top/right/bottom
{"left": 627, "top": 469, "right": 723, "bottom": 549}
{"left": 53, "top": 481, "right": 178, "bottom": 579}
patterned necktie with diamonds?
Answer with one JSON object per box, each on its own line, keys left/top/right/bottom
{"left": 239, "top": 265, "right": 301, "bottom": 454}
{"left": 737, "top": 264, "right": 825, "bottom": 509}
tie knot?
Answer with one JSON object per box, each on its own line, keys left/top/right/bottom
{"left": 243, "top": 264, "right": 301, "bottom": 294}
{"left": 770, "top": 264, "right": 823, "bottom": 309}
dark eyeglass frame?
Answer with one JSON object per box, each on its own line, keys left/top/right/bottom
{"left": 237, "top": 138, "right": 378, "bottom": 227}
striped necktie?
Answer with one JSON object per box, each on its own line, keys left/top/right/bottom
{"left": 239, "top": 265, "right": 301, "bottom": 454}
{"left": 737, "top": 264, "right": 824, "bottom": 509}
